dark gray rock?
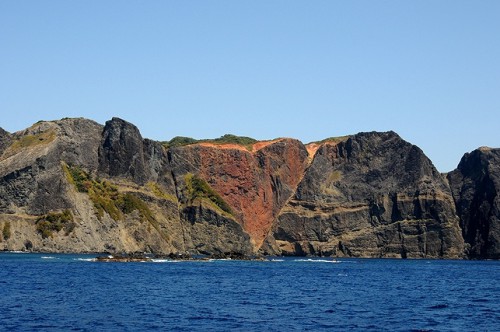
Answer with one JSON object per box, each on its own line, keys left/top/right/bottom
{"left": 448, "top": 147, "right": 500, "bottom": 259}
{"left": 0, "top": 127, "right": 11, "bottom": 156}
{"left": 56, "top": 118, "right": 103, "bottom": 171}
{"left": 180, "top": 203, "right": 253, "bottom": 255}
{"left": 99, "top": 117, "right": 149, "bottom": 184}
{"left": 267, "top": 132, "right": 464, "bottom": 258}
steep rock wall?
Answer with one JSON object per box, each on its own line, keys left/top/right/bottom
{"left": 448, "top": 148, "right": 500, "bottom": 259}
{"left": 168, "top": 138, "right": 309, "bottom": 249}
{"left": 264, "top": 132, "right": 464, "bottom": 258}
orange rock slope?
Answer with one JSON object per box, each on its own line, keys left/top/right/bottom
{"left": 172, "top": 139, "right": 309, "bottom": 248}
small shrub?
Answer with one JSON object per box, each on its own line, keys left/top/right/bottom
{"left": 310, "top": 136, "right": 350, "bottom": 145}
{"left": 119, "top": 193, "right": 154, "bottom": 224}
{"left": 90, "top": 192, "right": 122, "bottom": 221}
{"left": 164, "top": 134, "right": 257, "bottom": 150}
{"left": 147, "top": 182, "right": 177, "bottom": 202}
{"left": 36, "top": 210, "right": 74, "bottom": 239}
{"left": 63, "top": 164, "right": 91, "bottom": 193}
{"left": 163, "top": 136, "right": 199, "bottom": 148}
{"left": 185, "top": 173, "right": 232, "bottom": 214}
{"left": 212, "top": 134, "right": 257, "bottom": 148}
{"left": 2, "top": 222, "right": 11, "bottom": 240}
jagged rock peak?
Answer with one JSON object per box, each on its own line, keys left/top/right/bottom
{"left": 98, "top": 117, "right": 150, "bottom": 184}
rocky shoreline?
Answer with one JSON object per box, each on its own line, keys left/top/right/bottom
{"left": 95, "top": 252, "right": 268, "bottom": 262}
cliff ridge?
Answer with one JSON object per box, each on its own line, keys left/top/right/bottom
{"left": 0, "top": 118, "right": 497, "bottom": 259}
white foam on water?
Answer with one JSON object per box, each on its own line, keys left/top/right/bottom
{"left": 41, "top": 256, "right": 58, "bottom": 259}
{"left": 9, "top": 251, "right": 29, "bottom": 254}
{"left": 74, "top": 258, "right": 96, "bottom": 262}
{"left": 270, "top": 259, "right": 285, "bottom": 262}
{"left": 151, "top": 259, "right": 182, "bottom": 263}
{"left": 294, "top": 258, "right": 341, "bottom": 263}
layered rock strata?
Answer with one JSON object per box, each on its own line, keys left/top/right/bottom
{"left": 263, "top": 132, "right": 464, "bottom": 258}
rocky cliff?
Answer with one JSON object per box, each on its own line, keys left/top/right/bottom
{"left": 448, "top": 147, "right": 500, "bottom": 259}
{"left": 168, "top": 138, "right": 309, "bottom": 249}
{"left": 0, "top": 117, "right": 498, "bottom": 259}
{"left": 263, "top": 132, "right": 464, "bottom": 258}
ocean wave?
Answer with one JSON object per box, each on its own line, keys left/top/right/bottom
{"left": 294, "top": 259, "right": 341, "bottom": 263}
{"left": 151, "top": 259, "right": 182, "bottom": 263}
{"left": 74, "top": 258, "right": 96, "bottom": 262}
{"left": 41, "top": 256, "right": 58, "bottom": 260}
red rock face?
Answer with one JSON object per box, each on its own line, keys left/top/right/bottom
{"left": 172, "top": 139, "right": 309, "bottom": 249}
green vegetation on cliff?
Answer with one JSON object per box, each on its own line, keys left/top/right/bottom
{"left": 185, "top": 173, "right": 233, "bottom": 215}
{"left": 63, "top": 163, "right": 122, "bottom": 220}
{"left": 147, "top": 182, "right": 177, "bottom": 202}
{"left": 4, "top": 129, "right": 56, "bottom": 157}
{"left": 63, "top": 163, "right": 160, "bottom": 230}
{"left": 36, "top": 210, "right": 75, "bottom": 239}
{"left": 164, "top": 134, "right": 257, "bottom": 150}
{"left": 308, "top": 135, "right": 351, "bottom": 145}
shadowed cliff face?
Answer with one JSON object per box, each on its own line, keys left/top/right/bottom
{"left": 448, "top": 148, "right": 500, "bottom": 259}
{"left": 265, "top": 132, "right": 465, "bottom": 258}
{"left": 168, "top": 139, "right": 309, "bottom": 248}
{"left": 99, "top": 117, "right": 150, "bottom": 185}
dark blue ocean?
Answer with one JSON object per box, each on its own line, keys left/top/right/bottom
{"left": 0, "top": 253, "right": 498, "bottom": 331}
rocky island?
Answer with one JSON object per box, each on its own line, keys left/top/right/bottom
{"left": 0, "top": 117, "right": 498, "bottom": 259}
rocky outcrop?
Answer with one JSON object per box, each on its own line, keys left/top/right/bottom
{"left": 0, "top": 118, "right": 498, "bottom": 259}
{"left": 264, "top": 132, "right": 465, "bottom": 258}
{"left": 448, "top": 148, "right": 500, "bottom": 259}
{"left": 0, "top": 119, "right": 101, "bottom": 215}
{"left": 99, "top": 117, "right": 151, "bottom": 184}
{"left": 0, "top": 128, "right": 11, "bottom": 156}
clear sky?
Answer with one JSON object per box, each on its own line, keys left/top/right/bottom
{"left": 1, "top": 1, "right": 499, "bottom": 172}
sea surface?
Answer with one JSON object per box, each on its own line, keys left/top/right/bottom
{"left": 0, "top": 253, "right": 498, "bottom": 331}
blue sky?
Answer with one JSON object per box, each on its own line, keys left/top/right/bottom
{"left": 1, "top": 1, "right": 499, "bottom": 171}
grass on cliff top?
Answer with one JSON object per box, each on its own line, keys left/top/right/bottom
{"left": 164, "top": 134, "right": 257, "bottom": 151}
{"left": 5, "top": 129, "right": 56, "bottom": 156}
{"left": 184, "top": 173, "right": 233, "bottom": 215}
{"left": 308, "top": 135, "right": 351, "bottom": 145}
